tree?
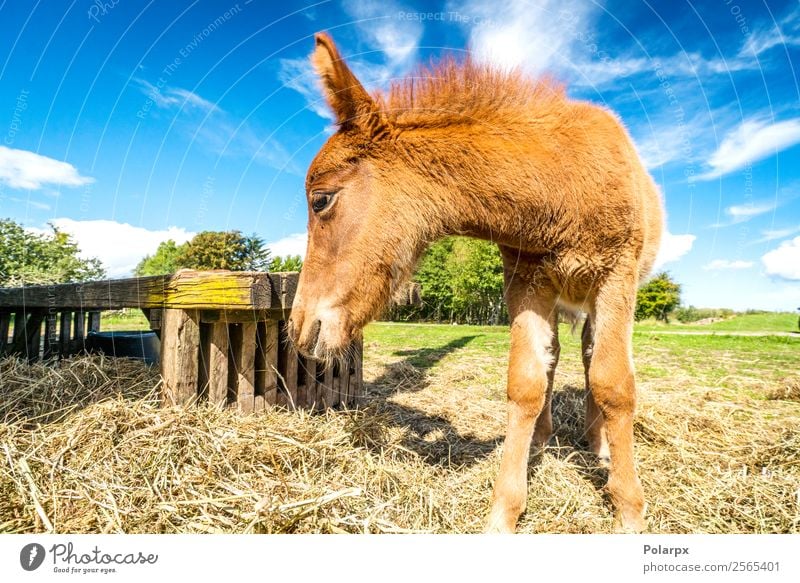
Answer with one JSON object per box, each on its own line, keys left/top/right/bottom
{"left": 0, "top": 218, "right": 105, "bottom": 286}
{"left": 414, "top": 237, "right": 456, "bottom": 321}
{"left": 448, "top": 238, "right": 505, "bottom": 324}
{"left": 134, "top": 239, "right": 184, "bottom": 276}
{"left": 176, "top": 231, "right": 270, "bottom": 271}
{"left": 404, "top": 236, "right": 506, "bottom": 324}
{"left": 269, "top": 255, "right": 303, "bottom": 272}
{"left": 635, "top": 272, "right": 681, "bottom": 322}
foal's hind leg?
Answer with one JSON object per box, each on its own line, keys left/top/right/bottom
{"left": 533, "top": 311, "right": 560, "bottom": 447}
{"left": 587, "top": 273, "right": 646, "bottom": 532}
{"left": 486, "top": 282, "right": 557, "bottom": 533}
{"left": 582, "top": 317, "right": 610, "bottom": 465}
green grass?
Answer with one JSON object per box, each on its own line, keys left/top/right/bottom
{"left": 635, "top": 311, "right": 799, "bottom": 333}
{"left": 99, "top": 309, "right": 150, "bottom": 331}
{"left": 366, "top": 321, "right": 800, "bottom": 401}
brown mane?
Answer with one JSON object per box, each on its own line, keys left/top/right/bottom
{"left": 376, "top": 58, "right": 566, "bottom": 129}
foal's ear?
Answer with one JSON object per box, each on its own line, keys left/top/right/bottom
{"left": 312, "top": 32, "right": 388, "bottom": 138}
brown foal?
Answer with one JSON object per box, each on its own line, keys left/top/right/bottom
{"left": 288, "top": 33, "right": 664, "bottom": 533}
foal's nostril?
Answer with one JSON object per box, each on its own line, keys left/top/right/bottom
{"left": 307, "top": 319, "right": 322, "bottom": 351}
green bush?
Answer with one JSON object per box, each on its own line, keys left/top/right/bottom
{"left": 674, "top": 306, "right": 735, "bottom": 323}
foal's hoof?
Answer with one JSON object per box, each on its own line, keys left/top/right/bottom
{"left": 484, "top": 521, "right": 516, "bottom": 534}
{"left": 613, "top": 512, "right": 647, "bottom": 533}
{"left": 485, "top": 508, "right": 518, "bottom": 534}
{"left": 532, "top": 432, "right": 552, "bottom": 449}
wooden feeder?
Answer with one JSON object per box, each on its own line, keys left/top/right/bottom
{"left": 0, "top": 270, "right": 362, "bottom": 411}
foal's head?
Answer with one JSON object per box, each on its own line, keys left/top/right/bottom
{"left": 289, "top": 33, "right": 430, "bottom": 360}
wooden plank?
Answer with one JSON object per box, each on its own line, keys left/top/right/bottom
{"left": 0, "top": 312, "right": 9, "bottom": 354}
{"left": 201, "top": 309, "right": 281, "bottom": 324}
{"left": 315, "top": 360, "right": 326, "bottom": 411}
{"left": 72, "top": 311, "right": 85, "bottom": 355}
{"left": 323, "top": 362, "right": 335, "bottom": 409}
{"left": 27, "top": 313, "right": 43, "bottom": 362}
{"left": 262, "top": 320, "right": 278, "bottom": 406}
{"left": 276, "top": 321, "right": 288, "bottom": 408}
{"left": 284, "top": 336, "right": 298, "bottom": 410}
{"left": 0, "top": 276, "right": 166, "bottom": 310}
{"left": 302, "top": 357, "right": 317, "bottom": 410}
{"left": 87, "top": 311, "right": 101, "bottom": 333}
{"left": 160, "top": 309, "right": 200, "bottom": 406}
{"left": 254, "top": 395, "right": 265, "bottom": 412}
{"left": 0, "top": 271, "right": 296, "bottom": 311}
{"left": 233, "top": 322, "right": 256, "bottom": 414}
{"left": 145, "top": 308, "right": 162, "bottom": 331}
{"left": 43, "top": 314, "right": 57, "bottom": 359}
{"left": 332, "top": 362, "right": 342, "bottom": 407}
{"left": 206, "top": 322, "right": 229, "bottom": 407}
{"left": 59, "top": 311, "right": 72, "bottom": 357}
{"left": 267, "top": 272, "right": 299, "bottom": 318}
{"left": 164, "top": 271, "right": 274, "bottom": 310}
{"left": 198, "top": 323, "right": 211, "bottom": 401}
{"left": 353, "top": 338, "right": 365, "bottom": 404}
{"left": 341, "top": 357, "right": 352, "bottom": 407}
{"left": 296, "top": 356, "right": 307, "bottom": 409}
{"left": 10, "top": 311, "right": 27, "bottom": 353}
{"left": 9, "top": 311, "right": 45, "bottom": 359}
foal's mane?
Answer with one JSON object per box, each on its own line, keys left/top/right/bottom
{"left": 376, "top": 57, "right": 565, "bottom": 129}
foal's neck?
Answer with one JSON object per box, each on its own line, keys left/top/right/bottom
{"left": 400, "top": 128, "right": 554, "bottom": 250}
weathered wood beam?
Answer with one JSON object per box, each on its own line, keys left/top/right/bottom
{"left": 259, "top": 320, "right": 278, "bottom": 406}
{"left": 43, "top": 314, "right": 58, "bottom": 359}
{"left": 87, "top": 311, "right": 101, "bottom": 333}
{"left": 0, "top": 312, "right": 10, "bottom": 354}
{"left": 59, "top": 312, "right": 72, "bottom": 357}
{"left": 0, "top": 271, "right": 299, "bottom": 311}
{"left": 204, "top": 321, "right": 229, "bottom": 407}
{"left": 161, "top": 309, "right": 200, "bottom": 406}
{"left": 232, "top": 322, "right": 256, "bottom": 414}
{"left": 9, "top": 311, "right": 45, "bottom": 360}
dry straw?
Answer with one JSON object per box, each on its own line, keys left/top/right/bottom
{"left": 1, "top": 352, "right": 798, "bottom": 533}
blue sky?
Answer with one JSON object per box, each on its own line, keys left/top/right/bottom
{"left": 0, "top": 0, "right": 799, "bottom": 310}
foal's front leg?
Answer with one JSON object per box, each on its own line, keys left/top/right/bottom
{"left": 486, "top": 304, "right": 556, "bottom": 533}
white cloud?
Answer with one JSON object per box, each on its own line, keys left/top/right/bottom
{"left": 134, "top": 79, "right": 220, "bottom": 113}
{"left": 727, "top": 201, "right": 777, "bottom": 219}
{"left": 342, "top": 0, "right": 422, "bottom": 69}
{"left": 699, "top": 118, "right": 800, "bottom": 180}
{"left": 762, "top": 235, "right": 800, "bottom": 280}
{"left": 653, "top": 231, "right": 696, "bottom": 269}
{"left": 739, "top": 5, "right": 800, "bottom": 57}
{"left": 709, "top": 199, "right": 780, "bottom": 228}
{"left": 754, "top": 225, "right": 800, "bottom": 243}
{"left": 8, "top": 197, "right": 51, "bottom": 211}
{"left": 278, "top": 58, "right": 335, "bottom": 121}
{"left": 573, "top": 51, "right": 759, "bottom": 88}
{"left": 450, "top": 0, "right": 597, "bottom": 76}
{"left": 29, "top": 219, "right": 195, "bottom": 279}
{"left": 634, "top": 124, "right": 694, "bottom": 170}
{"left": 703, "top": 259, "right": 754, "bottom": 270}
{"left": 281, "top": 0, "right": 422, "bottom": 121}
{"left": 0, "top": 146, "right": 94, "bottom": 190}
{"left": 267, "top": 232, "right": 307, "bottom": 259}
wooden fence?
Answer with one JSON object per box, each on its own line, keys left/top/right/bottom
{"left": 0, "top": 270, "right": 362, "bottom": 411}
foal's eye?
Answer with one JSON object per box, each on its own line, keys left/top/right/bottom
{"left": 311, "top": 190, "right": 337, "bottom": 214}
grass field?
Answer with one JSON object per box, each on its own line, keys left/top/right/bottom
{"left": 99, "top": 309, "right": 800, "bottom": 335}
{"left": 1, "top": 320, "right": 798, "bottom": 533}
{"left": 635, "top": 311, "right": 799, "bottom": 333}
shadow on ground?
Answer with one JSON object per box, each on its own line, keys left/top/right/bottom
{"left": 360, "top": 333, "right": 607, "bottom": 483}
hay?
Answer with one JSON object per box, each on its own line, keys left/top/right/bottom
{"left": 1, "top": 350, "right": 798, "bottom": 534}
